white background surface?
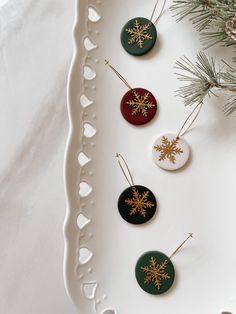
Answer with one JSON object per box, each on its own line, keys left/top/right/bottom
{"left": 0, "top": 0, "right": 76, "bottom": 313}
{"left": 1, "top": 0, "right": 236, "bottom": 313}
{"left": 65, "top": 1, "right": 236, "bottom": 313}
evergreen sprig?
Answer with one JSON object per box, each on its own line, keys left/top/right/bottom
{"left": 171, "top": 0, "right": 236, "bottom": 49}
{"left": 175, "top": 52, "right": 236, "bottom": 115}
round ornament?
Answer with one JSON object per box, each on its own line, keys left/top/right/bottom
{"left": 120, "top": 88, "right": 157, "bottom": 125}
{"left": 121, "top": 17, "right": 157, "bottom": 56}
{"left": 105, "top": 61, "right": 158, "bottom": 126}
{"left": 118, "top": 185, "right": 157, "bottom": 225}
{"left": 152, "top": 133, "right": 190, "bottom": 171}
{"left": 135, "top": 251, "right": 175, "bottom": 295}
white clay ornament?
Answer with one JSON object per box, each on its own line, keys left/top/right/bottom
{"left": 153, "top": 133, "right": 190, "bottom": 171}
{"left": 152, "top": 102, "right": 202, "bottom": 171}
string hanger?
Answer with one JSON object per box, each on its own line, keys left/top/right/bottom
{"left": 105, "top": 60, "right": 132, "bottom": 90}
{"left": 169, "top": 233, "right": 193, "bottom": 260}
{"left": 177, "top": 102, "right": 203, "bottom": 139}
{"left": 116, "top": 153, "right": 135, "bottom": 187}
{"left": 150, "top": 0, "right": 167, "bottom": 25}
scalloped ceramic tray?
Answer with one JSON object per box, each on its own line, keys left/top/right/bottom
{"left": 64, "top": 1, "right": 236, "bottom": 313}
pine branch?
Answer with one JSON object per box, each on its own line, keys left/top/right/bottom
{"left": 224, "top": 95, "right": 236, "bottom": 114}
{"left": 175, "top": 52, "right": 236, "bottom": 115}
{"left": 171, "top": 0, "right": 236, "bottom": 49}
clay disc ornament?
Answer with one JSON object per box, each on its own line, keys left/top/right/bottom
{"left": 118, "top": 185, "right": 157, "bottom": 225}
{"left": 152, "top": 133, "right": 190, "bottom": 171}
{"left": 121, "top": 88, "right": 157, "bottom": 125}
{"left": 105, "top": 61, "right": 158, "bottom": 125}
{"left": 152, "top": 103, "right": 202, "bottom": 170}
{"left": 121, "top": 17, "right": 157, "bottom": 56}
{"left": 135, "top": 251, "right": 175, "bottom": 295}
{"left": 135, "top": 233, "right": 193, "bottom": 295}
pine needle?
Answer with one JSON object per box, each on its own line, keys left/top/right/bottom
{"left": 175, "top": 52, "right": 236, "bottom": 114}
{"left": 171, "top": 0, "right": 236, "bottom": 49}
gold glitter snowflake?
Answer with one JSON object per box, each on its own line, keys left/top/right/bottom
{"left": 126, "top": 19, "right": 152, "bottom": 48}
{"left": 127, "top": 90, "right": 156, "bottom": 117}
{"left": 141, "top": 257, "right": 170, "bottom": 290}
{"left": 154, "top": 136, "right": 183, "bottom": 164}
{"left": 125, "top": 187, "right": 154, "bottom": 217}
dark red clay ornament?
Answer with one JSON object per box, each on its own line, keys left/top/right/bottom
{"left": 121, "top": 88, "right": 157, "bottom": 125}
{"left": 105, "top": 60, "right": 157, "bottom": 126}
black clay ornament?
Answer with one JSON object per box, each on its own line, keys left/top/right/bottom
{"left": 120, "top": 0, "right": 166, "bottom": 56}
{"left": 116, "top": 154, "right": 157, "bottom": 225}
{"left": 105, "top": 60, "right": 158, "bottom": 125}
{"left": 135, "top": 233, "right": 193, "bottom": 295}
{"left": 152, "top": 102, "right": 203, "bottom": 171}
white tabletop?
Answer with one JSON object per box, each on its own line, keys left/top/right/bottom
{"left": 0, "top": 0, "right": 76, "bottom": 313}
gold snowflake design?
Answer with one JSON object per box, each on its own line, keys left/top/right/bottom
{"left": 154, "top": 136, "right": 184, "bottom": 164}
{"left": 127, "top": 90, "right": 156, "bottom": 117}
{"left": 126, "top": 19, "right": 153, "bottom": 48}
{"left": 125, "top": 187, "right": 154, "bottom": 218}
{"left": 141, "top": 257, "right": 171, "bottom": 290}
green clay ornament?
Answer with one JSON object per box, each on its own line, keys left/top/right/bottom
{"left": 120, "top": 1, "right": 166, "bottom": 56}
{"left": 121, "top": 17, "right": 157, "bottom": 56}
{"left": 135, "top": 233, "right": 193, "bottom": 295}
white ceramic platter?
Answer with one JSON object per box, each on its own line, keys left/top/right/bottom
{"left": 64, "top": 0, "right": 236, "bottom": 313}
